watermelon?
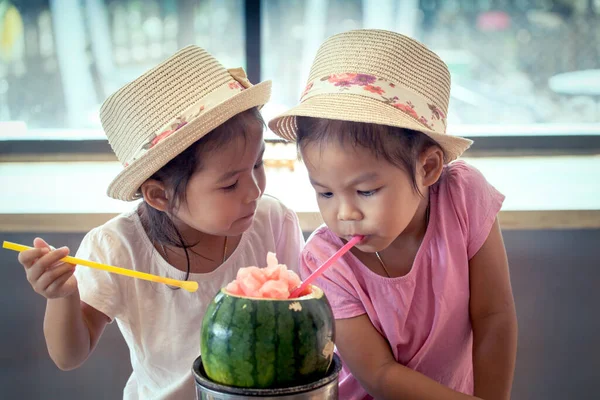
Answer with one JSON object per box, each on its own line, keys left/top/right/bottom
{"left": 225, "top": 252, "right": 308, "bottom": 299}
{"left": 200, "top": 284, "right": 335, "bottom": 389}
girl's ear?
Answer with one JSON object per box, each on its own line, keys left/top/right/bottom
{"left": 419, "top": 146, "right": 444, "bottom": 187}
{"left": 140, "top": 179, "right": 170, "bottom": 212}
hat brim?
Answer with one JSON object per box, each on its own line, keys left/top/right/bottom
{"left": 268, "top": 94, "right": 472, "bottom": 163}
{"left": 107, "top": 80, "right": 272, "bottom": 201}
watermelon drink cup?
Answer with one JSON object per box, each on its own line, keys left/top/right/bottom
{"left": 196, "top": 253, "right": 339, "bottom": 396}
{"left": 201, "top": 284, "right": 335, "bottom": 388}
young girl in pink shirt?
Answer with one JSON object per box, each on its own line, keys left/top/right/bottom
{"left": 269, "top": 29, "right": 517, "bottom": 400}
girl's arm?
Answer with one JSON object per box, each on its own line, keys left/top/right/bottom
{"left": 336, "top": 315, "right": 483, "bottom": 400}
{"left": 19, "top": 239, "right": 110, "bottom": 370}
{"left": 44, "top": 293, "right": 110, "bottom": 370}
{"left": 469, "top": 218, "right": 518, "bottom": 400}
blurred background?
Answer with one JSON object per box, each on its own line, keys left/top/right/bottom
{"left": 0, "top": 1, "right": 599, "bottom": 399}
{"left": 1, "top": 0, "right": 599, "bottom": 136}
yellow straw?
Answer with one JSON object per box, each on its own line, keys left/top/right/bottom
{"left": 2, "top": 241, "right": 198, "bottom": 293}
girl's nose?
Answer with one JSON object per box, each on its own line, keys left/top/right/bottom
{"left": 337, "top": 202, "right": 363, "bottom": 221}
{"left": 245, "top": 175, "right": 262, "bottom": 203}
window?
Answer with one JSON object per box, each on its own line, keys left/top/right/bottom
{"left": 1, "top": 0, "right": 599, "bottom": 150}
{"left": 260, "top": 0, "right": 600, "bottom": 141}
{"left": 0, "top": 0, "right": 245, "bottom": 139}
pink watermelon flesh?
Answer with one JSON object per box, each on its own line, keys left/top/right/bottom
{"left": 225, "top": 252, "right": 308, "bottom": 299}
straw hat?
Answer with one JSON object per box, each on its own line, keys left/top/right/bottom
{"left": 268, "top": 29, "right": 472, "bottom": 162}
{"left": 101, "top": 45, "right": 271, "bottom": 201}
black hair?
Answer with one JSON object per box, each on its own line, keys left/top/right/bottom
{"left": 295, "top": 117, "right": 444, "bottom": 194}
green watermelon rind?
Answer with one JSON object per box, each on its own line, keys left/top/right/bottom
{"left": 200, "top": 285, "right": 335, "bottom": 389}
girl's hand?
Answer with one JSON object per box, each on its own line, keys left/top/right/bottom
{"left": 18, "top": 237, "right": 78, "bottom": 299}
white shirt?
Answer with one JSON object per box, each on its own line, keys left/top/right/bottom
{"left": 74, "top": 195, "right": 305, "bottom": 399}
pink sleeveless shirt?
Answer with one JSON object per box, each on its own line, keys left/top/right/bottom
{"left": 300, "top": 161, "right": 504, "bottom": 399}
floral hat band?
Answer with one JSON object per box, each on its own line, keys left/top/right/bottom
{"left": 300, "top": 73, "right": 447, "bottom": 135}
{"left": 101, "top": 44, "right": 272, "bottom": 201}
{"left": 123, "top": 68, "right": 249, "bottom": 168}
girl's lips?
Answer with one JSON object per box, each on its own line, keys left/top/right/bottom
{"left": 345, "top": 234, "right": 368, "bottom": 243}
{"left": 238, "top": 210, "right": 257, "bottom": 221}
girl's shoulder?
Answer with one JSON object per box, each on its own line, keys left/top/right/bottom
{"left": 240, "top": 195, "right": 303, "bottom": 253}
{"left": 221, "top": 196, "right": 303, "bottom": 273}
{"left": 435, "top": 160, "right": 503, "bottom": 208}
{"left": 439, "top": 160, "right": 487, "bottom": 189}
{"left": 256, "top": 194, "right": 295, "bottom": 218}
{"left": 84, "top": 206, "right": 144, "bottom": 244}
{"left": 253, "top": 194, "right": 300, "bottom": 231}
{"left": 434, "top": 161, "right": 505, "bottom": 258}
{"left": 302, "top": 225, "right": 340, "bottom": 263}
{"left": 77, "top": 206, "right": 150, "bottom": 266}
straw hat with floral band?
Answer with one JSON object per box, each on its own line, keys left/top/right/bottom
{"left": 101, "top": 45, "right": 271, "bottom": 201}
{"left": 268, "top": 29, "right": 472, "bottom": 163}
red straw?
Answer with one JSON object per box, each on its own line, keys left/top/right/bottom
{"left": 289, "top": 235, "right": 364, "bottom": 298}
